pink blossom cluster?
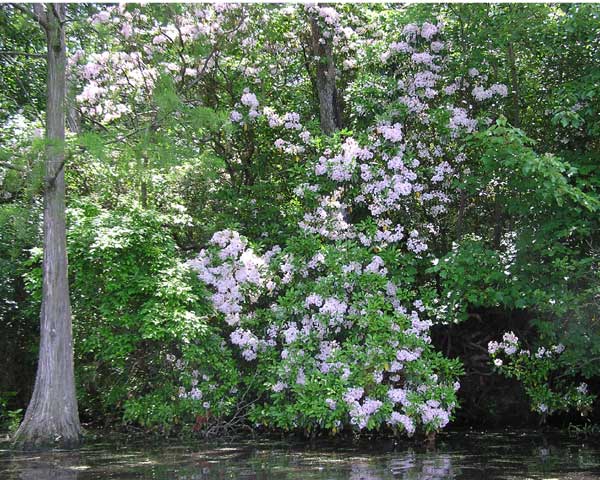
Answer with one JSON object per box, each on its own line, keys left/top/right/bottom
{"left": 298, "top": 192, "right": 356, "bottom": 241}
{"left": 388, "top": 412, "right": 416, "bottom": 435}
{"left": 378, "top": 123, "right": 404, "bottom": 143}
{"left": 472, "top": 83, "right": 509, "bottom": 102}
{"left": 187, "top": 230, "right": 270, "bottom": 328}
{"left": 305, "top": 4, "right": 342, "bottom": 38}
{"left": 302, "top": 22, "right": 494, "bottom": 254}
{"left": 387, "top": 388, "right": 409, "bottom": 405}
{"left": 230, "top": 328, "right": 261, "bottom": 361}
{"left": 170, "top": 360, "right": 217, "bottom": 411}
{"left": 488, "top": 331, "right": 519, "bottom": 356}
{"left": 76, "top": 51, "right": 157, "bottom": 123}
{"left": 314, "top": 138, "right": 373, "bottom": 182}
{"left": 274, "top": 138, "right": 306, "bottom": 155}
{"left": 419, "top": 399, "right": 451, "bottom": 429}
{"left": 77, "top": 4, "right": 248, "bottom": 124}
{"left": 348, "top": 397, "right": 383, "bottom": 429}
{"left": 192, "top": 229, "right": 459, "bottom": 434}
{"left": 449, "top": 107, "right": 478, "bottom": 134}
{"left": 231, "top": 101, "right": 311, "bottom": 159}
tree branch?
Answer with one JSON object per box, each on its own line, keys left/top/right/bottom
{"left": 31, "top": 3, "right": 48, "bottom": 29}
{"left": 0, "top": 161, "right": 26, "bottom": 172}
{"left": 0, "top": 50, "right": 45, "bottom": 58}
{"left": 51, "top": 3, "right": 65, "bottom": 26}
{"left": 11, "top": 3, "right": 48, "bottom": 29}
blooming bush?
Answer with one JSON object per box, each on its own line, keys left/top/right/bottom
{"left": 489, "top": 332, "right": 595, "bottom": 419}
{"left": 183, "top": 20, "right": 517, "bottom": 437}
{"left": 189, "top": 232, "right": 462, "bottom": 436}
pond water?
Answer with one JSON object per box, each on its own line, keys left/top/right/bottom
{"left": 1, "top": 430, "right": 599, "bottom": 479}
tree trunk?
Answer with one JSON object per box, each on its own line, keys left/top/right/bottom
{"left": 455, "top": 188, "right": 467, "bottom": 241}
{"left": 140, "top": 155, "right": 148, "bottom": 209}
{"left": 507, "top": 41, "right": 520, "bottom": 128}
{"left": 309, "top": 14, "right": 341, "bottom": 135}
{"left": 13, "top": 3, "right": 82, "bottom": 450}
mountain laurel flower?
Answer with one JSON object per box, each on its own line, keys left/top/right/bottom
{"left": 576, "top": 383, "right": 588, "bottom": 394}
{"left": 387, "top": 388, "right": 407, "bottom": 404}
{"left": 378, "top": 123, "right": 403, "bottom": 142}
{"left": 241, "top": 91, "right": 259, "bottom": 109}
{"left": 189, "top": 388, "right": 203, "bottom": 400}
{"left": 535, "top": 346, "right": 547, "bottom": 358}
{"left": 120, "top": 22, "right": 133, "bottom": 38}
{"left": 343, "top": 387, "right": 364, "bottom": 404}
{"left": 230, "top": 110, "right": 243, "bottom": 122}
{"left": 389, "top": 412, "right": 415, "bottom": 435}
{"left": 430, "top": 41, "right": 445, "bottom": 52}
{"left": 272, "top": 381, "right": 287, "bottom": 393}
{"left": 488, "top": 341, "right": 500, "bottom": 354}
{"left": 420, "top": 22, "right": 438, "bottom": 40}
{"left": 296, "top": 368, "right": 306, "bottom": 385}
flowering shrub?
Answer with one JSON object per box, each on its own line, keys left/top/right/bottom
{"left": 183, "top": 20, "right": 519, "bottom": 437}
{"left": 489, "top": 332, "right": 595, "bottom": 419}
{"left": 294, "top": 18, "right": 509, "bottom": 258}
{"left": 189, "top": 231, "right": 462, "bottom": 436}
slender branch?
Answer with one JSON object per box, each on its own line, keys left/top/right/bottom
{"left": 0, "top": 50, "right": 45, "bottom": 58}
{"left": 0, "top": 161, "right": 26, "bottom": 172}
{"left": 0, "top": 54, "right": 46, "bottom": 124}
{"left": 11, "top": 3, "right": 49, "bottom": 30}
{"left": 78, "top": 112, "right": 109, "bottom": 132}
{"left": 184, "top": 14, "right": 246, "bottom": 91}
{"left": 104, "top": 126, "right": 146, "bottom": 145}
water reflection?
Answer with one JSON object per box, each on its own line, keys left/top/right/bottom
{"left": 6, "top": 451, "right": 83, "bottom": 480}
{"left": 390, "top": 452, "right": 457, "bottom": 479}
{"left": 19, "top": 466, "right": 79, "bottom": 480}
{"left": 1, "top": 431, "right": 600, "bottom": 480}
{"left": 345, "top": 452, "right": 458, "bottom": 480}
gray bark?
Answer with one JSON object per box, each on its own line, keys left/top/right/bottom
{"left": 13, "top": 3, "right": 82, "bottom": 450}
{"left": 66, "top": 92, "right": 81, "bottom": 134}
{"left": 309, "top": 15, "right": 341, "bottom": 135}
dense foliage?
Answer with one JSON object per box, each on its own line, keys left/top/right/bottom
{"left": 1, "top": 3, "right": 599, "bottom": 437}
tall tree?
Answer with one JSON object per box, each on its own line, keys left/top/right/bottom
{"left": 309, "top": 7, "right": 342, "bottom": 135}
{"left": 12, "top": 3, "right": 82, "bottom": 449}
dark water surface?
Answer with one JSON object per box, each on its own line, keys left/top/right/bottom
{"left": 1, "top": 430, "right": 599, "bottom": 479}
